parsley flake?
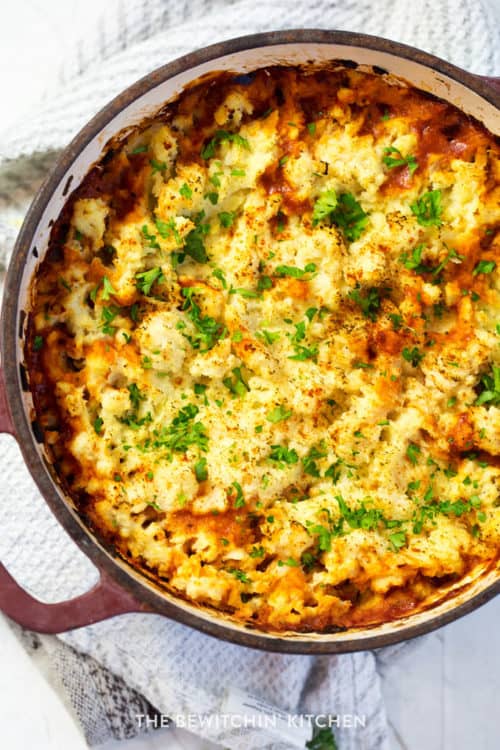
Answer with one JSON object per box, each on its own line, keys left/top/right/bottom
{"left": 406, "top": 443, "right": 421, "bottom": 465}
{"left": 267, "top": 405, "right": 292, "bottom": 423}
{"left": 201, "top": 130, "right": 250, "bottom": 159}
{"left": 136, "top": 267, "right": 164, "bottom": 296}
{"left": 348, "top": 285, "right": 382, "bottom": 322}
{"left": 475, "top": 364, "right": 500, "bottom": 407}
{"left": 410, "top": 189, "right": 443, "bottom": 227}
{"left": 179, "top": 183, "right": 193, "bottom": 199}
{"left": 383, "top": 146, "right": 418, "bottom": 174}
{"left": 472, "top": 260, "right": 496, "bottom": 276}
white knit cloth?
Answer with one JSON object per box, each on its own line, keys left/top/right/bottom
{"left": 0, "top": 1, "right": 498, "bottom": 748}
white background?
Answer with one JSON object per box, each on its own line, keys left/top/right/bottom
{"left": 1, "top": 2, "right": 500, "bottom": 750}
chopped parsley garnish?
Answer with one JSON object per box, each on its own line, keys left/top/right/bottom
{"left": 128, "top": 383, "right": 145, "bottom": 411}
{"left": 412, "top": 495, "right": 483, "bottom": 533}
{"left": 229, "top": 287, "right": 261, "bottom": 299}
{"left": 410, "top": 189, "right": 443, "bottom": 227}
{"left": 181, "top": 287, "right": 224, "bottom": 351}
{"left": 201, "top": 130, "right": 250, "bottom": 159}
{"left": 310, "top": 524, "right": 333, "bottom": 552}
{"left": 249, "top": 545, "right": 265, "bottom": 558}
{"left": 101, "top": 276, "right": 116, "bottom": 301}
{"left": 131, "top": 144, "right": 148, "bottom": 154}
{"left": 194, "top": 383, "right": 208, "bottom": 403}
{"left": 406, "top": 443, "right": 421, "bottom": 465}
{"left": 306, "top": 726, "right": 339, "bottom": 750}
{"left": 229, "top": 481, "right": 245, "bottom": 508}
{"left": 306, "top": 122, "right": 316, "bottom": 136}
{"left": 474, "top": 364, "right": 500, "bottom": 407}
{"left": 153, "top": 404, "right": 208, "bottom": 454}
{"left": 312, "top": 190, "right": 337, "bottom": 226}
{"left": 267, "top": 405, "right": 292, "bottom": 423}
{"left": 348, "top": 285, "right": 382, "bottom": 322}
{"left": 59, "top": 277, "right": 72, "bottom": 292}
{"left": 275, "top": 263, "right": 317, "bottom": 279}
{"left": 119, "top": 411, "right": 152, "bottom": 429}
{"left": 389, "top": 313, "right": 403, "bottom": 330}
{"left": 300, "top": 551, "right": 319, "bottom": 572}
{"left": 257, "top": 275, "right": 273, "bottom": 291}
{"left": 129, "top": 303, "right": 140, "bottom": 323}
{"left": 433, "top": 303, "right": 445, "bottom": 318}
{"left": 324, "top": 458, "right": 344, "bottom": 484}
{"left": 389, "top": 531, "right": 407, "bottom": 551}
{"left": 472, "top": 260, "right": 496, "bottom": 276}
{"left": 223, "top": 367, "right": 250, "bottom": 397}
{"left": 150, "top": 158, "right": 167, "bottom": 174}
{"left": 33, "top": 335, "right": 44, "bottom": 351}
{"left": 205, "top": 191, "right": 219, "bottom": 205}
{"left": 219, "top": 211, "right": 236, "bottom": 228}
{"left": 402, "top": 346, "right": 425, "bottom": 367}
{"left": 290, "top": 321, "right": 306, "bottom": 344}
{"left": 329, "top": 192, "right": 369, "bottom": 241}
{"left": 269, "top": 444, "right": 299, "bottom": 466}
{"left": 141, "top": 224, "right": 161, "bottom": 250}
{"left": 305, "top": 307, "right": 318, "bottom": 322}
{"left": 183, "top": 220, "right": 209, "bottom": 263}
{"left": 212, "top": 267, "right": 227, "bottom": 288}
{"left": 179, "top": 183, "right": 193, "bottom": 199}
{"left": 335, "top": 495, "right": 392, "bottom": 533}
{"left": 194, "top": 457, "right": 208, "bottom": 482}
{"left": 256, "top": 329, "right": 280, "bottom": 345}
{"left": 288, "top": 343, "right": 318, "bottom": 361}
{"left": 228, "top": 568, "right": 250, "bottom": 583}
{"left": 303, "top": 445, "right": 327, "bottom": 477}
{"left": 155, "top": 218, "right": 182, "bottom": 245}
{"left": 383, "top": 146, "right": 418, "bottom": 174}
{"left": 399, "top": 244, "right": 432, "bottom": 273}
{"left": 119, "top": 383, "right": 152, "bottom": 429}
{"left": 101, "top": 305, "right": 120, "bottom": 336}
{"left": 147, "top": 501, "right": 162, "bottom": 511}
{"left": 135, "top": 267, "right": 165, "bottom": 296}
{"left": 437, "top": 246, "right": 463, "bottom": 272}
{"left": 93, "top": 416, "right": 104, "bottom": 435}
{"left": 275, "top": 212, "right": 286, "bottom": 234}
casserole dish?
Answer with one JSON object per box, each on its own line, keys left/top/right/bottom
{"left": 0, "top": 29, "right": 499, "bottom": 653}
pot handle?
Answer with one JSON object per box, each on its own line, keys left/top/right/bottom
{"left": 0, "top": 368, "right": 146, "bottom": 631}
{"left": 0, "top": 562, "right": 145, "bottom": 633}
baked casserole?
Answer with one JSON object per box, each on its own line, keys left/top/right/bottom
{"left": 26, "top": 66, "right": 500, "bottom": 632}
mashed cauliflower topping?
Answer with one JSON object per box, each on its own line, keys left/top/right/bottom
{"left": 27, "top": 67, "right": 500, "bottom": 632}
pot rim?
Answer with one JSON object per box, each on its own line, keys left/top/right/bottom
{"left": 2, "top": 28, "right": 499, "bottom": 652}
